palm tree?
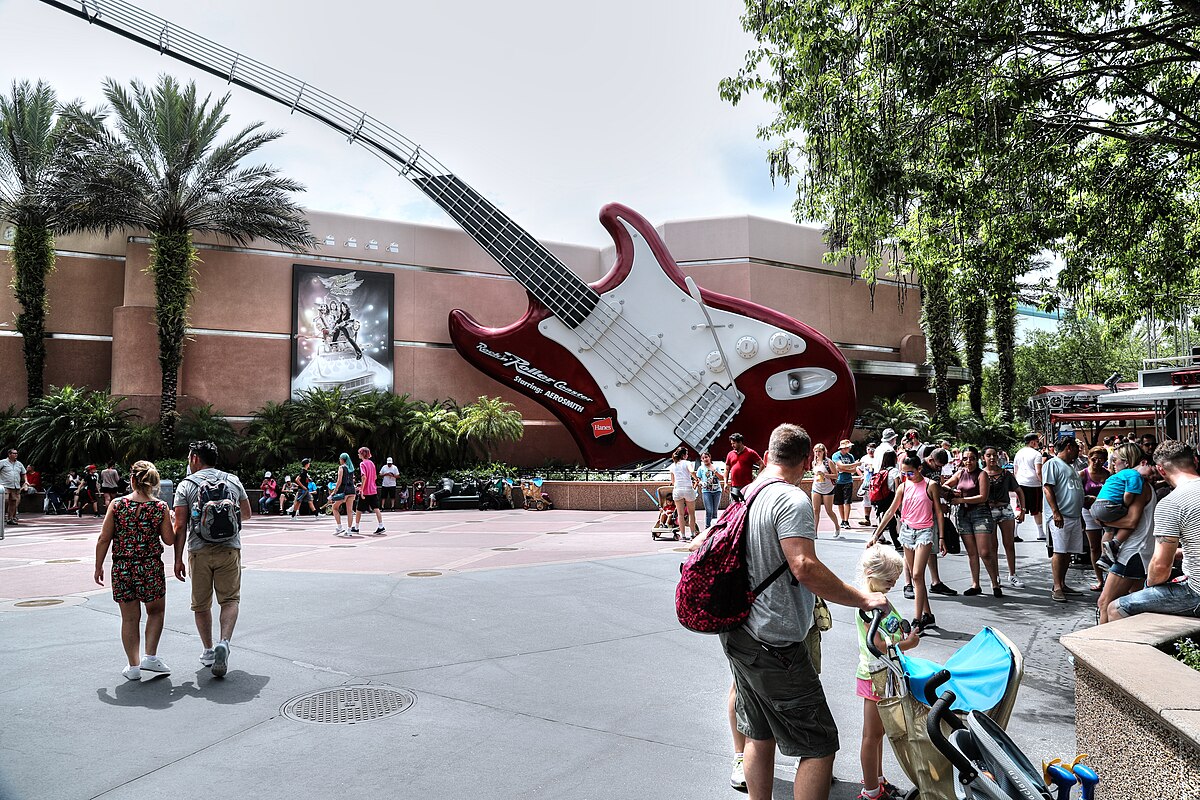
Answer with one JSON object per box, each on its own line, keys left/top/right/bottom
{"left": 59, "top": 76, "right": 313, "bottom": 448}
{"left": 459, "top": 395, "right": 524, "bottom": 462}
{"left": 241, "top": 401, "right": 300, "bottom": 467}
{"left": 407, "top": 401, "right": 462, "bottom": 467}
{"left": 15, "top": 386, "right": 134, "bottom": 470}
{"left": 288, "top": 387, "right": 367, "bottom": 455}
{"left": 0, "top": 81, "right": 97, "bottom": 403}
{"left": 176, "top": 403, "right": 239, "bottom": 459}
{"left": 860, "top": 397, "right": 930, "bottom": 441}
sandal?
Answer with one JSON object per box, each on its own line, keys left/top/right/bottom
{"left": 1089, "top": 581, "right": 1104, "bottom": 592}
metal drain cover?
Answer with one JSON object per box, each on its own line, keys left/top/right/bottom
{"left": 406, "top": 570, "right": 442, "bottom": 577}
{"left": 491, "top": 546, "right": 518, "bottom": 551}
{"left": 46, "top": 559, "right": 81, "bottom": 564}
{"left": 546, "top": 531, "right": 569, "bottom": 535}
{"left": 281, "top": 685, "right": 415, "bottom": 725}
{"left": 14, "top": 598, "right": 64, "bottom": 608}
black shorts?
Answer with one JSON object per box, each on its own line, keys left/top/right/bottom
{"left": 720, "top": 625, "right": 839, "bottom": 758}
{"left": 358, "top": 493, "right": 380, "bottom": 511}
{"left": 833, "top": 483, "right": 854, "bottom": 505}
{"left": 1021, "top": 486, "right": 1044, "bottom": 515}
{"left": 379, "top": 486, "right": 396, "bottom": 500}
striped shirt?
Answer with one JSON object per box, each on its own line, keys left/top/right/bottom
{"left": 1152, "top": 477, "right": 1200, "bottom": 594}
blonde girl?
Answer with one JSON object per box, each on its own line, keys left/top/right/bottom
{"left": 854, "top": 545, "right": 920, "bottom": 800}
{"left": 94, "top": 460, "right": 175, "bottom": 681}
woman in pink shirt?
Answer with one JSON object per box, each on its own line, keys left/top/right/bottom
{"left": 869, "top": 455, "right": 945, "bottom": 633}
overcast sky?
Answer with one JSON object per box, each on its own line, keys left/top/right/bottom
{"left": 0, "top": 0, "right": 800, "bottom": 247}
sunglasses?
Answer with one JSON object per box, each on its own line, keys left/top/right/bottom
{"left": 902, "top": 470, "right": 916, "bottom": 476}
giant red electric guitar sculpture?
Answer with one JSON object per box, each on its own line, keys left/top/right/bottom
{"left": 42, "top": 0, "right": 857, "bottom": 467}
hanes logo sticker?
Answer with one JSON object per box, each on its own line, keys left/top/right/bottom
{"left": 591, "top": 417, "right": 615, "bottom": 438}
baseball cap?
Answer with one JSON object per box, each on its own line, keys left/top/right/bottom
{"left": 386, "top": 457, "right": 394, "bottom": 464}
{"left": 264, "top": 471, "right": 272, "bottom": 478}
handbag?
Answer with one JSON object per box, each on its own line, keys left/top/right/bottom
{"left": 813, "top": 596, "right": 833, "bottom": 632}
{"left": 330, "top": 492, "right": 346, "bottom": 501}
{"left": 941, "top": 515, "right": 961, "bottom": 555}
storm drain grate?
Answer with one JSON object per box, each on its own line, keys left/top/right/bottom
{"left": 281, "top": 685, "right": 415, "bottom": 725}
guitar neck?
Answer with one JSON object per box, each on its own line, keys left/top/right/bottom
{"left": 43, "top": 0, "right": 599, "bottom": 326}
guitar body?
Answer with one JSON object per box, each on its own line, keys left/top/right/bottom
{"left": 450, "top": 203, "right": 857, "bottom": 468}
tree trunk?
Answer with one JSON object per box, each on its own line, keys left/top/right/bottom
{"left": 919, "top": 263, "right": 955, "bottom": 428}
{"left": 961, "top": 286, "right": 989, "bottom": 417}
{"left": 991, "top": 278, "right": 1018, "bottom": 423}
{"left": 11, "top": 224, "right": 55, "bottom": 405}
{"left": 150, "top": 231, "right": 198, "bottom": 454}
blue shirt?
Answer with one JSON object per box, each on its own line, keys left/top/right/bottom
{"left": 1097, "top": 468, "right": 1144, "bottom": 504}
{"left": 1043, "top": 456, "right": 1084, "bottom": 518}
{"left": 832, "top": 451, "right": 856, "bottom": 484}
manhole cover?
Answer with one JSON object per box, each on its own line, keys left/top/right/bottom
{"left": 411, "top": 530, "right": 428, "bottom": 534}
{"left": 46, "top": 559, "right": 81, "bottom": 564}
{"left": 14, "top": 598, "right": 64, "bottom": 608}
{"left": 330, "top": 544, "right": 356, "bottom": 548}
{"left": 406, "top": 570, "right": 442, "bottom": 577}
{"left": 281, "top": 685, "right": 415, "bottom": 724}
{"left": 546, "top": 531, "right": 569, "bottom": 535}
{"left": 491, "top": 547, "right": 518, "bottom": 551}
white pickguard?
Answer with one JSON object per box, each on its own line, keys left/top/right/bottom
{"left": 538, "top": 218, "right": 837, "bottom": 452}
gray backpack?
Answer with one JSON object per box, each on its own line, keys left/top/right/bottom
{"left": 185, "top": 473, "right": 242, "bottom": 543}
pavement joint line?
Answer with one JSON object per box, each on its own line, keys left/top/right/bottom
{"left": 86, "top": 716, "right": 277, "bottom": 800}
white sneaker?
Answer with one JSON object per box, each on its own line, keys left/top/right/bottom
{"left": 212, "top": 640, "right": 230, "bottom": 678}
{"left": 730, "top": 754, "right": 746, "bottom": 790}
{"left": 139, "top": 654, "right": 171, "bottom": 676}
{"left": 122, "top": 665, "right": 141, "bottom": 681}
{"left": 334, "top": 527, "right": 346, "bottom": 536}
{"left": 338, "top": 530, "right": 355, "bottom": 538}
{"left": 200, "top": 648, "right": 216, "bottom": 667}
{"left": 1007, "top": 574, "right": 1025, "bottom": 589}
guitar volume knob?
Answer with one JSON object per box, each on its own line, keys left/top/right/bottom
{"left": 735, "top": 336, "right": 759, "bottom": 359}
{"left": 769, "top": 332, "right": 792, "bottom": 354}
{"left": 705, "top": 350, "right": 725, "bottom": 373}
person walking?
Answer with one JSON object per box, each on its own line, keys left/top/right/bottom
{"left": 100, "top": 461, "right": 121, "bottom": 510}
{"left": 720, "top": 423, "right": 887, "bottom": 800}
{"left": 831, "top": 439, "right": 860, "bottom": 531}
{"left": 725, "top": 433, "right": 763, "bottom": 503}
{"left": 289, "top": 458, "right": 318, "bottom": 519}
{"left": 810, "top": 443, "right": 839, "bottom": 538}
{"left": 1042, "top": 436, "right": 1086, "bottom": 602}
{"left": 946, "top": 447, "right": 1002, "bottom": 597}
{"left": 79, "top": 465, "right": 102, "bottom": 518}
{"left": 983, "top": 446, "right": 1026, "bottom": 589}
{"left": 696, "top": 451, "right": 725, "bottom": 529}
{"left": 172, "top": 441, "right": 251, "bottom": 677}
{"left": 379, "top": 457, "right": 400, "bottom": 510}
{"left": 329, "top": 452, "right": 357, "bottom": 537}
{"left": 352, "top": 446, "right": 386, "bottom": 535}
{"left": 1, "top": 448, "right": 26, "bottom": 526}
{"left": 668, "top": 446, "right": 699, "bottom": 541}
{"left": 94, "top": 460, "right": 175, "bottom": 681}
{"left": 857, "top": 443, "right": 878, "bottom": 527}
{"left": 1013, "top": 433, "right": 1046, "bottom": 540}
{"left": 917, "top": 449, "right": 958, "bottom": 600}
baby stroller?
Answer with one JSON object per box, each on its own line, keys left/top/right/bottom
{"left": 862, "top": 609, "right": 1025, "bottom": 800}
{"left": 647, "top": 486, "right": 680, "bottom": 540}
{"left": 519, "top": 478, "right": 552, "bottom": 511}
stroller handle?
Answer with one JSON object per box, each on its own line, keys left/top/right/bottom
{"left": 860, "top": 609, "right": 886, "bottom": 659}
{"left": 927, "top": 689, "right": 978, "bottom": 786}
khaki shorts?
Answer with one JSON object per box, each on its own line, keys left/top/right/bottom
{"left": 189, "top": 546, "right": 241, "bottom": 611}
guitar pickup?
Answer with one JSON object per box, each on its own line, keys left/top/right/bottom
{"left": 675, "top": 384, "right": 744, "bottom": 453}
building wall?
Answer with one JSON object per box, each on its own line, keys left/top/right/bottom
{"left": 0, "top": 210, "right": 929, "bottom": 463}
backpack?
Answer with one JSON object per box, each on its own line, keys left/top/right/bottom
{"left": 675, "top": 478, "right": 794, "bottom": 634}
{"left": 184, "top": 473, "right": 242, "bottom": 543}
{"left": 868, "top": 469, "right": 893, "bottom": 505}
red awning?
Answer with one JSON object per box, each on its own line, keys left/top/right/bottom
{"left": 1037, "top": 383, "right": 1139, "bottom": 394}
{"left": 1050, "top": 411, "right": 1155, "bottom": 423}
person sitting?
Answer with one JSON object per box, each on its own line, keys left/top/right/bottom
{"left": 1109, "top": 440, "right": 1200, "bottom": 621}
{"left": 655, "top": 496, "right": 678, "bottom": 531}
{"left": 258, "top": 472, "right": 279, "bottom": 515}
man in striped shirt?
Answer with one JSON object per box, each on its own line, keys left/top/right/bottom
{"left": 1110, "top": 440, "right": 1200, "bottom": 620}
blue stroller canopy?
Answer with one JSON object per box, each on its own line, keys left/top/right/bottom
{"left": 899, "top": 627, "right": 1014, "bottom": 712}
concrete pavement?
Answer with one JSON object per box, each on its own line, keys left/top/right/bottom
{"left": 0, "top": 507, "right": 1093, "bottom": 799}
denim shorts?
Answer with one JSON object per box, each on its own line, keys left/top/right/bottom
{"left": 1115, "top": 579, "right": 1200, "bottom": 618}
{"left": 990, "top": 505, "right": 1015, "bottom": 523}
{"left": 1109, "top": 553, "right": 1147, "bottom": 581}
{"left": 1091, "top": 498, "right": 1128, "bottom": 525}
{"left": 898, "top": 522, "right": 934, "bottom": 549}
{"left": 957, "top": 506, "right": 995, "bottom": 535}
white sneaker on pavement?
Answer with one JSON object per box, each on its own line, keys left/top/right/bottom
{"left": 1007, "top": 574, "right": 1025, "bottom": 589}
{"left": 212, "top": 640, "right": 230, "bottom": 678}
{"left": 730, "top": 754, "right": 746, "bottom": 790}
{"left": 122, "top": 665, "right": 141, "bottom": 681}
{"left": 139, "top": 654, "right": 171, "bottom": 676}
{"left": 200, "top": 648, "right": 216, "bottom": 667}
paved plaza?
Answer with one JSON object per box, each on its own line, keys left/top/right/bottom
{"left": 1, "top": 508, "right": 1093, "bottom": 799}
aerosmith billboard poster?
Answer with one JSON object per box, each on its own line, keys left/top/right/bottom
{"left": 291, "top": 265, "right": 394, "bottom": 400}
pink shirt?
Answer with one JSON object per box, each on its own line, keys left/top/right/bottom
{"left": 359, "top": 459, "right": 378, "bottom": 495}
{"left": 900, "top": 476, "right": 936, "bottom": 530}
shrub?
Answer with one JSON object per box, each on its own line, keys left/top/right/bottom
{"left": 1177, "top": 637, "right": 1200, "bottom": 673}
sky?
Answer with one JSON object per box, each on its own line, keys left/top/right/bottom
{"left": 0, "top": 0, "right": 799, "bottom": 247}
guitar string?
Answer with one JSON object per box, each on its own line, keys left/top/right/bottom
{"left": 81, "top": 0, "right": 725, "bottom": 442}
{"left": 416, "top": 176, "right": 708, "bottom": 417}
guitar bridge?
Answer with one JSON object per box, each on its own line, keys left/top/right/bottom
{"left": 675, "top": 384, "right": 744, "bottom": 453}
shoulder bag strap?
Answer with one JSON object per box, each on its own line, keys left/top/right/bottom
{"left": 744, "top": 478, "right": 796, "bottom": 595}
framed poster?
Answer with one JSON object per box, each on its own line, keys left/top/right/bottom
{"left": 291, "top": 264, "right": 394, "bottom": 399}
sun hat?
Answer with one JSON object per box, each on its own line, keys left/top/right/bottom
{"left": 838, "top": 439, "right": 852, "bottom": 448}
{"left": 881, "top": 428, "right": 897, "bottom": 442}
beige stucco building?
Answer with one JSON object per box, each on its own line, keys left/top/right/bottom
{"left": 0, "top": 209, "right": 947, "bottom": 464}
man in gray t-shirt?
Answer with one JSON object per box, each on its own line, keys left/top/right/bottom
{"left": 172, "top": 441, "right": 251, "bottom": 678}
{"left": 719, "top": 424, "right": 887, "bottom": 800}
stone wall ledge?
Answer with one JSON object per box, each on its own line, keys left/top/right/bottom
{"left": 1061, "top": 613, "right": 1200, "bottom": 800}
{"left": 540, "top": 478, "right": 862, "bottom": 512}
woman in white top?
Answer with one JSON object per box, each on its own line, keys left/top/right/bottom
{"left": 811, "top": 443, "right": 840, "bottom": 538}
{"left": 669, "top": 446, "right": 700, "bottom": 541}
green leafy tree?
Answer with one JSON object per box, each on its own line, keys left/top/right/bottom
{"left": 14, "top": 386, "right": 134, "bottom": 469}
{"left": 241, "top": 401, "right": 300, "bottom": 468}
{"left": 287, "top": 387, "right": 367, "bottom": 456}
{"left": 175, "top": 403, "right": 239, "bottom": 459}
{"left": 459, "top": 396, "right": 524, "bottom": 463}
{"left": 407, "top": 401, "right": 462, "bottom": 467}
{"left": 59, "top": 76, "right": 312, "bottom": 448}
{"left": 860, "top": 397, "right": 930, "bottom": 442}
{"left": 0, "top": 81, "right": 99, "bottom": 403}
